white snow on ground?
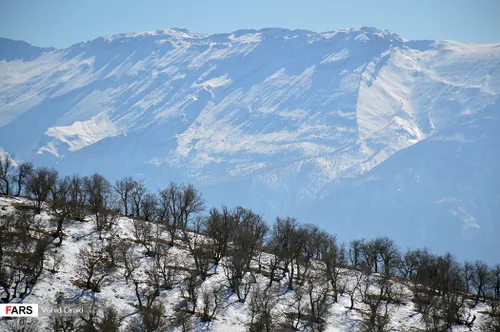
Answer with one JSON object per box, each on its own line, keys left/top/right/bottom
{"left": 0, "top": 196, "right": 492, "bottom": 331}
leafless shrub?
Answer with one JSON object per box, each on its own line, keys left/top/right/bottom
{"left": 76, "top": 240, "right": 113, "bottom": 292}
{"left": 126, "top": 302, "right": 169, "bottom": 332}
{"left": 50, "top": 314, "right": 80, "bottom": 332}
{"left": 117, "top": 242, "right": 140, "bottom": 284}
{"left": 200, "top": 284, "right": 223, "bottom": 321}
{"left": 6, "top": 318, "right": 38, "bottom": 332}
{"left": 180, "top": 273, "right": 201, "bottom": 314}
{"left": 247, "top": 285, "right": 279, "bottom": 332}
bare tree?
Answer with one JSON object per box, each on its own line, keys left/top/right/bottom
{"left": 470, "top": 260, "right": 490, "bottom": 306}
{"left": 168, "top": 310, "right": 193, "bottom": 332}
{"left": 26, "top": 166, "right": 58, "bottom": 213}
{"left": 231, "top": 207, "right": 268, "bottom": 272}
{"left": 103, "top": 226, "right": 121, "bottom": 268}
{"left": 78, "top": 299, "right": 124, "bottom": 332}
{"left": 131, "top": 180, "right": 147, "bottom": 218}
{"left": 463, "top": 261, "right": 473, "bottom": 294}
{"left": 0, "top": 210, "right": 14, "bottom": 283}
{"left": 154, "top": 245, "right": 178, "bottom": 290}
{"left": 180, "top": 273, "right": 201, "bottom": 314}
{"left": 266, "top": 245, "right": 286, "bottom": 288}
{"left": 321, "top": 234, "right": 346, "bottom": 302}
{"left": 69, "top": 174, "right": 87, "bottom": 221}
{"left": 359, "top": 240, "right": 379, "bottom": 274}
{"left": 398, "top": 249, "right": 419, "bottom": 280}
{"left": 157, "top": 183, "right": 203, "bottom": 246}
{"left": 407, "top": 249, "right": 437, "bottom": 314}
{"left": 247, "top": 285, "right": 279, "bottom": 332}
{"left": 49, "top": 176, "right": 72, "bottom": 245}
{"left": 140, "top": 193, "right": 158, "bottom": 222}
{"left": 77, "top": 240, "right": 113, "bottom": 292}
{"left": 345, "top": 269, "right": 367, "bottom": 310}
{"left": 349, "top": 239, "right": 364, "bottom": 268}
{"left": 374, "top": 237, "right": 400, "bottom": 278}
{"left": 114, "top": 176, "right": 135, "bottom": 216}
{"left": 492, "top": 264, "right": 500, "bottom": 300}
{"left": 126, "top": 302, "right": 168, "bottom": 332}
{"left": 480, "top": 287, "right": 500, "bottom": 331}
{"left": 14, "top": 161, "right": 33, "bottom": 197}
{"left": 132, "top": 218, "right": 154, "bottom": 255}
{"left": 84, "top": 173, "right": 114, "bottom": 238}
{"left": 286, "top": 283, "right": 308, "bottom": 330}
{"left": 156, "top": 185, "right": 175, "bottom": 246}
{"left": 298, "top": 224, "right": 327, "bottom": 283}
{"left": 0, "top": 153, "right": 15, "bottom": 196}
{"left": 179, "top": 184, "right": 205, "bottom": 229}
{"left": 285, "top": 270, "right": 332, "bottom": 331}
{"left": 117, "top": 241, "right": 140, "bottom": 283}
{"left": 358, "top": 272, "right": 399, "bottom": 332}
{"left": 356, "top": 237, "right": 400, "bottom": 277}
{"left": 200, "top": 284, "right": 223, "bottom": 322}
{"left": 415, "top": 253, "right": 469, "bottom": 331}
{"left": 84, "top": 173, "right": 111, "bottom": 218}
{"left": 133, "top": 269, "right": 161, "bottom": 311}
{"left": 47, "top": 248, "right": 64, "bottom": 273}
{"left": 182, "top": 217, "right": 212, "bottom": 280}
{"left": 222, "top": 252, "right": 255, "bottom": 302}
{"left": 270, "top": 216, "right": 300, "bottom": 290}
{"left": 302, "top": 272, "right": 332, "bottom": 331}
{"left": 97, "top": 306, "right": 123, "bottom": 332}
{"left": 204, "top": 206, "right": 236, "bottom": 265}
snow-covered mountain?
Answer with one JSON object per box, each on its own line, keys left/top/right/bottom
{"left": 0, "top": 27, "right": 499, "bottom": 263}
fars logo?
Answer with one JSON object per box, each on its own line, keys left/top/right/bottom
{"left": 0, "top": 304, "right": 38, "bottom": 317}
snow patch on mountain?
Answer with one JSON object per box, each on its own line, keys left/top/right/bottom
{"left": 321, "top": 49, "right": 350, "bottom": 63}
{"left": 41, "top": 113, "right": 122, "bottom": 154}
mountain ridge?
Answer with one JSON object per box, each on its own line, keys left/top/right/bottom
{"left": 0, "top": 26, "right": 499, "bottom": 263}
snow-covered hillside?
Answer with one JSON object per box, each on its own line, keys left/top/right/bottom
{"left": 0, "top": 196, "right": 497, "bottom": 332}
{"left": 0, "top": 27, "right": 499, "bottom": 263}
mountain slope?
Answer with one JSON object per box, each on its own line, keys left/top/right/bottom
{"left": 0, "top": 27, "right": 499, "bottom": 263}
{"left": 0, "top": 196, "right": 494, "bottom": 331}
{"left": 304, "top": 106, "right": 500, "bottom": 262}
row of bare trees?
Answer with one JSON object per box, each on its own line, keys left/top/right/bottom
{"left": 125, "top": 207, "right": 500, "bottom": 331}
{"left": 1, "top": 153, "right": 500, "bottom": 331}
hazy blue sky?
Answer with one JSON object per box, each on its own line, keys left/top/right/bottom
{"left": 1, "top": 0, "right": 499, "bottom": 47}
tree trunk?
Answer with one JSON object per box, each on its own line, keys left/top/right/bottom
{"left": 288, "top": 262, "right": 294, "bottom": 290}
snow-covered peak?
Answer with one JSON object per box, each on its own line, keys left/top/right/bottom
{"left": 0, "top": 27, "right": 499, "bottom": 264}
{"left": 97, "top": 26, "right": 405, "bottom": 46}
{"left": 13, "top": 26, "right": 406, "bottom": 51}
{"left": 102, "top": 27, "right": 208, "bottom": 43}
